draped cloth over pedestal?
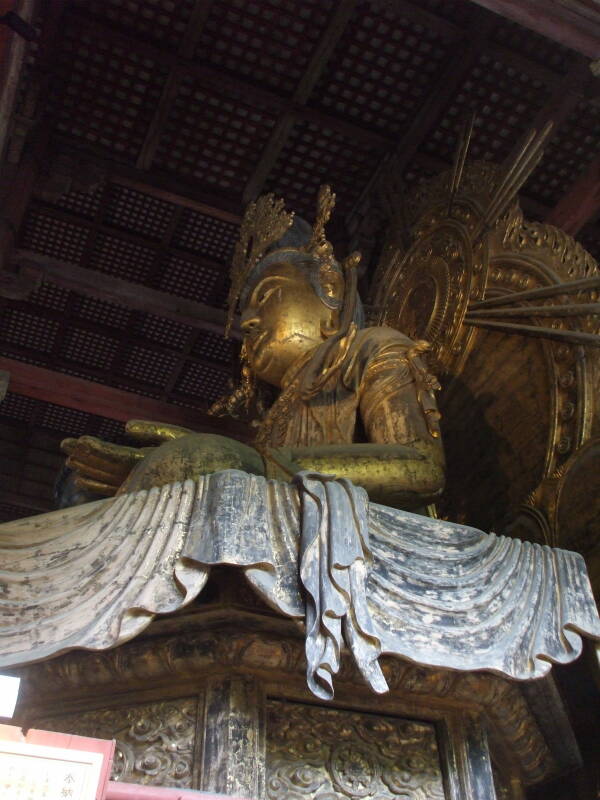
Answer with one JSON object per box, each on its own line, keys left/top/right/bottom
{"left": 1, "top": 470, "right": 599, "bottom": 698}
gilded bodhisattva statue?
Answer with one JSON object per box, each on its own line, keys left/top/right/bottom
{"left": 5, "top": 183, "right": 600, "bottom": 705}
{"left": 62, "top": 186, "right": 445, "bottom": 510}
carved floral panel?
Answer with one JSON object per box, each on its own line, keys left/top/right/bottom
{"left": 34, "top": 697, "right": 197, "bottom": 788}
{"left": 266, "top": 700, "right": 446, "bottom": 799}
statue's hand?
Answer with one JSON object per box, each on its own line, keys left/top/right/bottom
{"left": 60, "top": 436, "right": 149, "bottom": 496}
{"left": 123, "top": 419, "right": 196, "bottom": 444}
{"left": 119, "top": 433, "right": 266, "bottom": 493}
{"left": 61, "top": 420, "right": 195, "bottom": 496}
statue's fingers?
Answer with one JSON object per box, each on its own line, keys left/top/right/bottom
{"left": 126, "top": 419, "right": 194, "bottom": 443}
{"left": 66, "top": 449, "right": 128, "bottom": 481}
{"left": 73, "top": 476, "right": 118, "bottom": 497}
{"left": 65, "top": 456, "right": 124, "bottom": 487}
{"left": 75, "top": 436, "right": 145, "bottom": 467}
{"left": 60, "top": 437, "right": 78, "bottom": 455}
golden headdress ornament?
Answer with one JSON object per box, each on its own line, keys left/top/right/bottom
{"left": 226, "top": 194, "right": 294, "bottom": 336}
{"left": 307, "top": 184, "right": 336, "bottom": 267}
{"left": 225, "top": 185, "right": 338, "bottom": 336}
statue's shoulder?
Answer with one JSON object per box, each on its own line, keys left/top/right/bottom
{"left": 344, "top": 327, "right": 418, "bottom": 387}
{"left": 352, "top": 325, "right": 416, "bottom": 353}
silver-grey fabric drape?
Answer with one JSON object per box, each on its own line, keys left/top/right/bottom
{"left": 1, "top": 470, "right": 599, "bottom": 699}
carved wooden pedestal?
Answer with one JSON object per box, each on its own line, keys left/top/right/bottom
{"left": 13, "top": 572, "right": 580, "bottom": 800}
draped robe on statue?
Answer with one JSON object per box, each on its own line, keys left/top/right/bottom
{"left": 1, "top": 326, "right": 600, "bottom": 700}
{"left": 261, "top": 325, "right": 441, "bottom": 449}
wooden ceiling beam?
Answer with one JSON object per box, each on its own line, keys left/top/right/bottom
{"left": 136, "top": 69, "right": 184, "bottom": 172}
{"left": 6, "top": 298, "right": 231, "bottom": 375}
{"left": 350, "top": 8, "right": 497, "bottom": 222}
{"left": 485, "top": 42, "right": 563, "bottom": 88}
{"left": 67, "top": 10, "right": 397, "bottom": 155}
{"left": 529, "top": 57, "right": 593, "bottom": 132}
{"left": 0, "top": 0, "right": 68, "bottom": 274}
{"left": 51, "top": 136, "right": 244, "bottom": 224}
{"left": 512, "top": 56, "right": 596, "bottom": 223}
{"left": 0, "top": 356, "right": 247, "bottom": 437}
{"left": 0, "top": 489, "right": 53, "bottom": 514}
{"left": 468, "top": 0, "right": 600, "bottom": 59}
{"left": 392, "top": 14, "right": 496, "bottom": 176}
{"left": 12, "top": 250, "right": 241, "bottom": 339}
{"left": 389, "top": 0, "right": 461, "bottom": 40}
{"left": 27, "top": 201, "right": 227, "bottom": 278}
{"left": 136, "top": 0, "right": 215, "bottom": 171}
{"left": 3, "top": 338, "right": 189, "bottom": 399}
{"left": 351, "top": 21, "right": 587, "bottom": 231}
{"left": 545, "top": 153, "right": 600, "bottom": 235}
{"left": 243, "top": 0, "right": 359, "bottom": 202}
{"left": 67, "top": 9, "right": 286, "bottom": 110}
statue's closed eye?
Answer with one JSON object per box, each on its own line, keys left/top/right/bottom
{"left": 252, "top": 276, "right": 286, "bottom": 305}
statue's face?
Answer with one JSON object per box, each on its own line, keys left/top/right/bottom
{"left": 240, "top": 261, "right": 336, "bottom": 387}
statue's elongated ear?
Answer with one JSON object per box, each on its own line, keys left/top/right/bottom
{"left": 319, "top": 264, "right": 344, "bottom": 302}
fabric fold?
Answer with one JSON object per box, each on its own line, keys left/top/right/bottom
{"left": 294, "top": 472, "right": 387, "bottom": 699}
{"left": 1, "top": 470, "right": 599, "bottom": 700}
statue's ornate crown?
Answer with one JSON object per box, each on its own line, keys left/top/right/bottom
{"left": 226, "top": 185, "right": 337, "bottom": 336}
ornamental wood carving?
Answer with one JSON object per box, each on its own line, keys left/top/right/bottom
{"left": 32, "top": 698, "right": 198, "bottom": 788}
{"left": 17, "top": 623, "right": 560, "bottom": 786}
{"left": 266, "top": 700, "right": 445, "bottom": 800}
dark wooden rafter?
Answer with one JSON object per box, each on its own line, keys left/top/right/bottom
{"left": 67, "top": 9, "right": 394, "bottom": 157}
{"left": 243, "top": 0, "right": 359, "bottom": 202}
{"left": 159, "top": 241, "right": 234, "bottom": 400}
{"left": 159, "top": 235, "right": 236, "bottom": 400}
{"left": 468, "top": 0, "right": 600, "bottom": 59}
{"left": 354, "top": 47, "right": 593, "bottom": 236}
{"left": 0, "top": 489, "right": 52, "bottom": 513}
{"left": 13, "top": 249, "right": 241, "bottom": 339}
{"left": 515, "top": 55, "right": 594, "bottom": 151}
{"left": 0, "top": 368, "right": 8, "bottom": 401}
{"left": 4, "top": 336, "right": 187, "bottom": 397}
{"left": 44, "top": 180, "right": 112, "bottom": 369}
{"left": 350, "top": 8, "right": 498, "bottom": 223}
{"left": 0, "top": 127, "right": 45, "bottom": 276}
{"left": 66, "top": 4, "right": 565, "bottom": 169}
{"left": 0, "top": 356, "right": 248, "bottom": 437}
{"left": 136, "top": 0, "right": 215, "bottom": 170}
{"left": 160, "top": 328, "right": 202, "bottom": 402}
{"left": 545, "top": 152, "right": 600, "bottom": 235}
{"left": 393, "top": 14, "right": 506, "bottom": 175}
{"left": 0, "top": 0, "right": 68, "bottom": 275}
{"left": 50, "top": 136, "right": 243, "bottom": 223}
{"left": 0, "top": 0, "right": 34, "bottom": 157}
{"left": 23, "top": 202, "right": 228, "bottom": 284}
{"left": 104, "top": 201, "right": 182, "bottom": 388}
{"left": 108, "top": 201, "right": 202, "bottom": 402}
{"left": 5, "top": 297, "right": 230, "bottom": 373}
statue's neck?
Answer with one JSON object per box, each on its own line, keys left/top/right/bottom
{"left": 279, "top": 344, "right": 321, "bottom": 390}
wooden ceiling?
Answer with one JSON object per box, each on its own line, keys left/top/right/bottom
{"left": 1, "top": 0, "right": 600, "bottom": 521}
